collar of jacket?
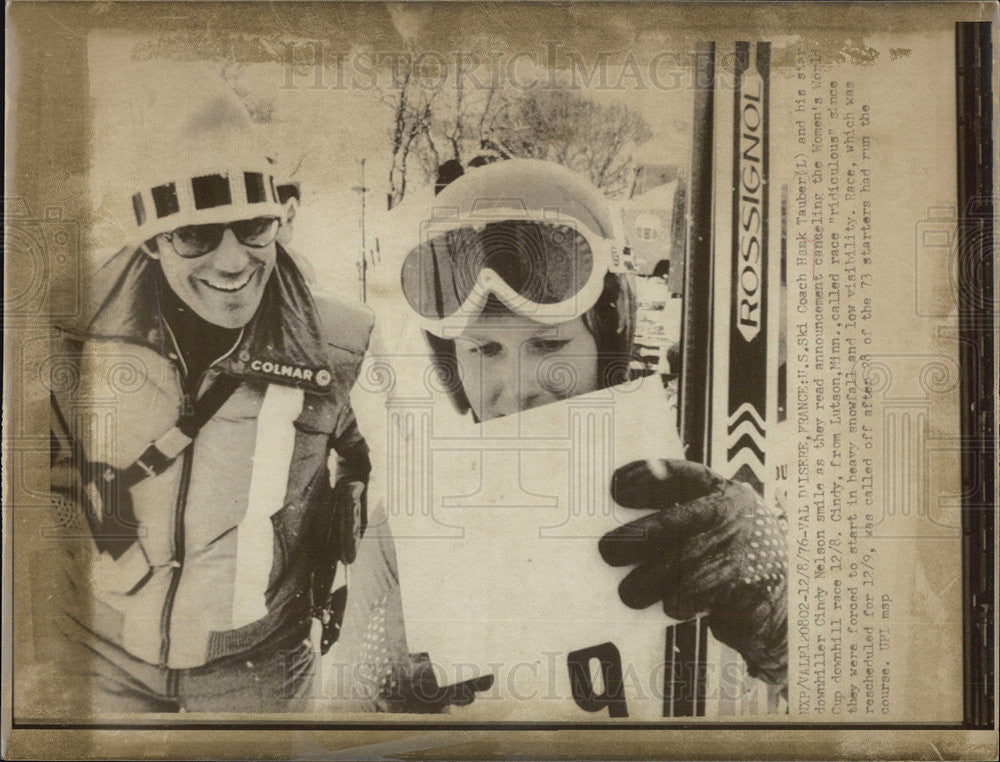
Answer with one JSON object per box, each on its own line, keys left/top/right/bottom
{"left": 68, "top": 244, "right": 340, "bottom": 396}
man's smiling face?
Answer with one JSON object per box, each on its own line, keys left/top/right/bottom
{"left": 150, "top": 225, "right": 276, "bottom": 328}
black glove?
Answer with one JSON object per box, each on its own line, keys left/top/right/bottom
{"left": 78, "top": 462, "right": 141, "bottom": 560}
{"left": 312, "top": 476, "right": 368, "bottom": 654}
{"left": 378, "top": 653, "right": 495, "bottom": 713}
{"left": 334, "top": 478, "right": 368, "bottom": 566}
{"left": 599, "top": 459, "right": 787, "bottom": 687}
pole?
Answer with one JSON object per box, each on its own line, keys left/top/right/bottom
{"left": 353, "top": 159, "right": 369, "bottom": 302}
{"left": 360, "top": 158, "right": 367, "bottom": 302}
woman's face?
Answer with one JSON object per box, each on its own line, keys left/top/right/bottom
{"left": 454, "top": 311, "right": 600, "bottom": 422}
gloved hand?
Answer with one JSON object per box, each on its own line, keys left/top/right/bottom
{"left": 598, "top": 459, "right": 788, "bottom": 688}
{"left": 312, "top": 477, "right": 368, "bottom": 654}
{"left": 378, "top": 653, "right": 495, "bottom": 713}
{"left": 333, "top": 478, "right": 368, "bottom": 566}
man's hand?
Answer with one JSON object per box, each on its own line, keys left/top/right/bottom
{"left": 598, "top": 459, "right": 788, "bottom": 687}
{"left": 312, "top": 477, "right": 368, "bottom": 654}
{"left": 333, "top": 478, "right": 367, "bottom": 565}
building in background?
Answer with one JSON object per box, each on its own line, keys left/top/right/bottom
{"left": 621, "top": 163, "right": 687, "bottom": 289}
{"left": 621, "top": 164, "right": 687, "bottom": 374}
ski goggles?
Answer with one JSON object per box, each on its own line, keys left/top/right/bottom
{"left": 400, "top": 218, "right": 613, "bottom": 335}
{"left": 161, "top": 215, "right": 282, "bottom": 258}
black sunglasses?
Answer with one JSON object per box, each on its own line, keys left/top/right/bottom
{"left": 162, "top": 216, "right": 281, "bottom": 259}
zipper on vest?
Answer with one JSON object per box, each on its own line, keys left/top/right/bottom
{"left": 156, "top": 327, "right": 243, "bottom": 667}
{"left": 158, "top": 438, "right": 194, "bottom": 667}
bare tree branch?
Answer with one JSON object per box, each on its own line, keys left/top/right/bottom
{"left": 384, "top": 66, "right": 653, "bottom": 206}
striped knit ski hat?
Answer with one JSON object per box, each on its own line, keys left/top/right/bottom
{"left": 123, "top": 70, "right": 284, "bottom": 244}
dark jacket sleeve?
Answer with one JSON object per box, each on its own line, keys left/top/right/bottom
{"left": 329, "top": 403, "right": 372, "bottom": 485}
{"left": 313, "top": 289, "right": 375, "bottom": 486}
{"left": 48, "top": 337, "right": 93, "bottom": 538}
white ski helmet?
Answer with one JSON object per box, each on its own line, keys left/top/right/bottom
{"left": 399, "top": 158, "right": 636, "bottom": 415}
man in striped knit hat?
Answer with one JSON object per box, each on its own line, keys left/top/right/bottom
{"left": 44, "top": 71, "right": 373, "bottom": 714}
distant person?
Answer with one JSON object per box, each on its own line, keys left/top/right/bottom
{"left": 275, "top": 178, "right": 317, "bottom": 283}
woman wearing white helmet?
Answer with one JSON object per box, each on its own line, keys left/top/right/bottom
{"left": 334, "top": 159, "right": 787, "bottom": 713}
{"left": 401, "top": 159, "right": 636, "bottom": 421}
